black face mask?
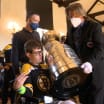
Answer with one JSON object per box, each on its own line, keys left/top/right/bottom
{"left": 30, "top": 23, "right": 39, "bottom": 30}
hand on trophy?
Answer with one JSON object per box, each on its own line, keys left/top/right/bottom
{"left": 46, "top": 54, "right": 54, "bottom": 66}
{"left": 81, "top": 62, "right": 93, "bottom": 74}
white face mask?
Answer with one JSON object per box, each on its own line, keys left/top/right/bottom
{"left": 70, "top": 18, "right": 82, "bottom": 28}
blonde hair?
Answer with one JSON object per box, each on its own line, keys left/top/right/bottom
{"left": 66, "top": 3, "right": 86, "bottom": 18}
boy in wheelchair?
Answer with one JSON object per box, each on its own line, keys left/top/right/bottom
{"left": 13, "top": 40, "right": 77, "bottom": 104}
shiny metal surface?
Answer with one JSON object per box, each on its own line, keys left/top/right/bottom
{"left": 44, "top": 30, "right": 81, "bottom": 77}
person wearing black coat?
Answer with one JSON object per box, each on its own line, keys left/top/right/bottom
{"left": 65, "top": 3, "right": 104, "bottom": 104}
{"left": 12, "top": 13, "right": 41, "bottom": 75}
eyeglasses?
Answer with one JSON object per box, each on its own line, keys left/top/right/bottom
{"left": 32, "top": 50, "right": 42, "bottom": 55}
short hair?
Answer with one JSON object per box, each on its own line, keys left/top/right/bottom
{"left": 26, "top": 12, "right": 40, "bottom": 21}
{"left": 24, "top": 40, "right": 42, "bottom": 53}
{"left": 66, "top": 3, "right": 86, "bottom": 18}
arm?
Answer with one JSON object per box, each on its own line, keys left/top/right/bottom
{"left": 13, "top": 73, "right": 33, "bottom": 97}
{"left": 87, "top": 23, "right": 104, "bottom": 66}
{"left": 65, "top": 28, "right": 74, "bottom": 48}
{"left": 80, "top": 23, "right": 104, "bottom": 73}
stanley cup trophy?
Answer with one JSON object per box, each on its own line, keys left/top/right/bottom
{"left": 42, "top": 30, "right": 89, "bottom": 100}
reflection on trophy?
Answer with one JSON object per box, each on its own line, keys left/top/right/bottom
{"left": 43, "top": 30, "right": 88, "bottom": 100}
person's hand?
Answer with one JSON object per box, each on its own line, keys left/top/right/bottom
{"left": 13, "top": 73, "right": 28, "bottom": 90}
{"left": 46, "top": 54, "right": 54, "bottom": 66}
{"left": 81, "top": 62, "right": 92, "bottom": 74}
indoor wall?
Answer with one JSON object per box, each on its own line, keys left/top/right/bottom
{"left": 0, "top": 0, "right": 26, "bottom": 50}
{"left": 0, "top": 0, "right": 104, "bottom": 50}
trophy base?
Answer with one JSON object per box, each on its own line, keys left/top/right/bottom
{"left": 52, "top": 67, "right": 90, "bottom": 100}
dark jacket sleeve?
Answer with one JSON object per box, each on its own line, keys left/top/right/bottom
{"left": 23, "top": 73, "right": 33, "bottom": 97}
{"left": 11, "top": 34, "right": 20, "bottom": 75}
{"left": 22, "top": 87, "right": 33, "bottom": 97}
{"left": 65, "top": 21, "right": 104, "bottom": 68}
{"left": 87, "top": 22, "right": 104, "bottom": 66}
